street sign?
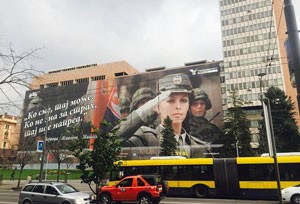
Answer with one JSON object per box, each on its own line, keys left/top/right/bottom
{"left": 37, "top": 140, "right": 44, "bottom": 152}
{"left": 48, "top": 152, "right": 54, "bottom": 161}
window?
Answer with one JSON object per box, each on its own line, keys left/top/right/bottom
{"left": 5, "top": 124, "right": 9, "bottom": 129}
{"left": 60, "top": 80, "right": 73, "bottom": 86}
{"left": 46, "top": 186, "right": 58, "bottom": 195}
{"left": 23, "top": 185, "right": 35, "bottom": 192}
{"left": 3, "top": 142, "right": 6, "bottom": 148}
{"left": 33, "top": 185, "right": 45, "bottom": 193}
{"left": 91, "top": 75, "right": 105, "bottom": 81}
{"left": 119, "top": 178, "right": 133, "bottom": 187}
{"left": 137, "top": 178, "right": 145, "bottom": 186}
{"left": 46, "top": 82, "right": 58, "bottom": 88}
{"left": 238, "top": 164, "right": 275, "bottom": 181}
{"left": 75, "top": 78, "right": 89, "bottom": 84}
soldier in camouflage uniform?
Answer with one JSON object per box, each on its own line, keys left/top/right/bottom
{"left": 129, "top": 88, "right": 157, "bottom": 127}
{"left": 118, "top": 97, "right": 131, "bottom": 119}
{"left": 118, "top": 73, "right": 211, "bottom": 159}
{"left": 189, "top": 88, "right": 220, "bottom": 144}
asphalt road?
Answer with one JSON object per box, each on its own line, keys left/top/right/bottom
{"left": 0, "top": 189, "right": 279, "bottom": 204}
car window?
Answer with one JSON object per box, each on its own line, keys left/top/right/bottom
{"left": 55, "top": 184, "right": 78, "bottom": 194}
{"left": 119, "top": 178, "right": 133, "bottom": 187}
{"left": 33, "top": 185, "right": 45, "bottom": 193}
{"left": 23, "top": 185, "right": 35, "bottom": 192}
{"left": 45, "top": 186, "right": 58, "bottom": 195}
{"left": 137, "top": 178, "right": 145, "bottom": 186}
{"left": 142, "top": 176, "right": 158, "bottom": 186}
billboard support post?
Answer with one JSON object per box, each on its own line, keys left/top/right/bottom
{"left": 33, "top": 101, "right": 49, "bottom": 182}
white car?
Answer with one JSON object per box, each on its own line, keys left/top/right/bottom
{"left": 282, "top": 184, "right": 300, "bottom": 204}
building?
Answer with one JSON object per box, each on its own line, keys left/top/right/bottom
{"left": 219, "top": 0, "right": 299, "bottom": 147}
{"left": 0, "top": 113, "right": 19, "bottom": 165}
{"left": 30, "top": 61, "right": 139, "bottom": 90}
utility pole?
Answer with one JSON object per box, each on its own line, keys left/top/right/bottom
{"left": 284, "top": 0, "right": 300, "bottom": 114}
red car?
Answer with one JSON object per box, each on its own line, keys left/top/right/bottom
{"left": 98, "top": 175, "right": 167, "bottom": 204}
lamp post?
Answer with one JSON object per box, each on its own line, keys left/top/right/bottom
{"left": 258, "top": 73, "right": 282, "bottom": 204}
{"left": 33, "top": 102, "right": 49, "bottom": 182}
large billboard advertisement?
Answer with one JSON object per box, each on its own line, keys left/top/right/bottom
{"left": 20, "top": 63, "right": 223, "bottom": 160}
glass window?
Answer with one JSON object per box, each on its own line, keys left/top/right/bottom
{"left": 238, "top": 164, "right": 275, "bottom": 181}
{"left": 23, "top": 185, "right": 35, "bottom": 192}
{"left": 46, "top": 186, "right": 58, "bottom": 195}
{"left": 33, "top": 185, "right": 45, "bottom": 193}
{"left": 118, "top": 178, "right": 133, "bottom": 187}
{"left": 137, "top": 178, "right": 145, "bottom": 186}
{"left": 56, "top": 184, "right": 78, "bottom": 194}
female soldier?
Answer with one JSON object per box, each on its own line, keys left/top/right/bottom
{"left": 118, "top": 73, "right": 210, "bottom": 158}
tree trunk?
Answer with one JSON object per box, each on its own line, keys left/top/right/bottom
{"left": 57, "top": 161, "right": 61, "bottom": 182}
{"left": 17, "top": 165, "right": 24, "bottom": 188}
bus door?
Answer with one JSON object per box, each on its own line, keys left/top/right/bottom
{"left": 214, "top": 158, "right": 240, "bottom": 197}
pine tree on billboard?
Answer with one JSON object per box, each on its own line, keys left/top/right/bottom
{"left": 259, "top": 86, "right": 300, "bottom": 153}
{"left": 160, "top": 116, "right": 177, "bottom": 156}
{"left": 222, "top": 91, "right": 255, "bottom": 157}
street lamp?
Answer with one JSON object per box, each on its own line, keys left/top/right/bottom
{"left": 258, "top": 73, "right": 282, "bottom": 204}
{"left": 33, "top": 101, "right": 49, "bottom": 182}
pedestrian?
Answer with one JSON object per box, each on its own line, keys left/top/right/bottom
{"left": 10, "top": 169, "right": 15, "bottom": 181}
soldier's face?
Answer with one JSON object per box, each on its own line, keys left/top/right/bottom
{"left": 191, "top": 99, "right": 206, "bottom": 117}
{"left": 158, "top": 93, "right": 189, "bottom": 124}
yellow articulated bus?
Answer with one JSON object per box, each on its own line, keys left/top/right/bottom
{"left": 109, "top": 156, "right": 300, "bottom": 199}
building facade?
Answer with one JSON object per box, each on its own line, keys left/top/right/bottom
{"left": 219, "top": 0, "right": 299, "bottom": 147}
{"left": 30, "top": 61, "right": 139, "bottom": 90}
{"left": 0, "top": 114, "right": 19, "bottom": 164}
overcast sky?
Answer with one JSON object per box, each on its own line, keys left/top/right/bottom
{"left": 1, "top": 0, "right": 300, "bottom": 115}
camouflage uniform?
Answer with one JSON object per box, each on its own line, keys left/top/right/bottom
{"left": 188, "top": 88, "right": 220, "bottom": 144}
{"left": 118, "top": 73, "right": 211, "bottom": 159}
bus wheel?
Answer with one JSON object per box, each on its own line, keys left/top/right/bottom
{"left": 292, "top": 194, "right": 300, "bottom": 204}
{"left": 194, "top": 185, "right": 209, "bottom": 198}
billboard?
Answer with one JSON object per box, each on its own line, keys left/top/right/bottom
{"left": 20, "top": 63, "right": 223, "bottom": 159}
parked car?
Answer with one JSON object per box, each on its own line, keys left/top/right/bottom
{"left": 98, "top": 175, "right": 168, "bottom": 204}
{"left": 18, "top": 182, "right": 91, "bottom": 204}
{"left": 282, "top": 184, "right": 300, "bottom": 204}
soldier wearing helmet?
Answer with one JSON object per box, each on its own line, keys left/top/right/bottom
{"left": 130, "top": 88, "right": 156, "bottom": 112}
{"left": 118, "top": 97, "right": 131, "bottom": 119}
{"left": 118, "top": 73, "right": 210, "bottom": 158}
{"left": 188, "top": 88, "right": 220, "bottom": 144}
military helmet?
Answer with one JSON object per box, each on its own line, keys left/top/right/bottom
{"left": 119, "top": 97, "right": 130, "bottom": 113}
{"left": 157, "top": 73, "right": 192, "bottom": 94}
{"left": 130, "top": 87, "right": 156, "bottom": 112}
{"left": 192, "top": 88, "right": 212, "bottom": 110}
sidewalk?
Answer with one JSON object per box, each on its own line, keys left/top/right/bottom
{"left": 0, "top": 179, "right": 95, "bottom": 192}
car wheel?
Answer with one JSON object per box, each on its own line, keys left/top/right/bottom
{"left": 23, "top": 200, "right": 32, "bottom": 204}
{"left": 100, "top": 193, "right": 111, "bottom": 204}
{"left": 292, "top": 194, "right": 300, "bottom": 204}
{"left": 139, "top": 194, "right": 152, "bottom": 204}
{"left": 194, "top": 185, "right": 209, "bottom": 198}
{"left": 62, "top": 202, "right": 71, "bottom": 204}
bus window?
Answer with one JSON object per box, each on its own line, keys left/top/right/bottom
{"left": 238, "top": 164, "right": 275, "bottom": 181}
{"left": 280, "top": 163, "right": 300, "bottom": 181}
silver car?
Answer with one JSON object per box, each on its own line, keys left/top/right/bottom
{"left": 18, "top": 182, "right": 91, "bottom": 204}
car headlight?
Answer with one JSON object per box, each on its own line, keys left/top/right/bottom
{"left": 282, "top": 190, "right": 289, "bottom": 194}
{"left": 91, "top": 194, "right": 96, "bottom": 200}
{"left": 74, "top": 198, "right": 84, "bottom": 203}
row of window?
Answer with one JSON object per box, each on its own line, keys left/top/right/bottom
{"left": 220, "top": 0, "right": 246, "bottom": 6}
{"left": 222, "top": 21, "right": 273, "bottom": 36}
{"left": 222, "top": 10, "right": 273, "bottom": 26}
{"left": 221, "top": 0, "right": 272, "bottom": 16}
{"left": 117, "top": 165, "right": 214, "bottom": 181}
{"left": 224, "top": 43, "right": 277, "bottom": 58}
{"left": 42, "top": 75, "right": 106, "bottom": 89}
{"left": 223, "top": 54, "right": 279, "bottom": 68}
{"left": 223, "top": 32, "right": 276, "bottom": 47}
{"left": 225, "top": 78, "right": 283, "bottom": 92}
{"left": 117, "top": 163, "right": 300, "bottom": 182}
{"left": 224, "top": 66, "right": 281, "bottom": 80}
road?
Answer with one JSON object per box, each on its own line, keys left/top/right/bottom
{"left": 0, "top": 189, "right": 279, "bottom": 204}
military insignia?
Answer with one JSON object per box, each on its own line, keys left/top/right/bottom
{"left": 173, "top": 75, "right": 182, "bottom": 85}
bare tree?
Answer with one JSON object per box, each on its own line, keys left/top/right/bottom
{"left": 16, "top": 138, "right": 35, "bottom": 188}
{"left": 0, "top": 42, "right": 42, "bottom": 114}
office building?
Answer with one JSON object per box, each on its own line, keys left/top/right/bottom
{"left": 219, "top": 0, "right": 299, "bottom": 147}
